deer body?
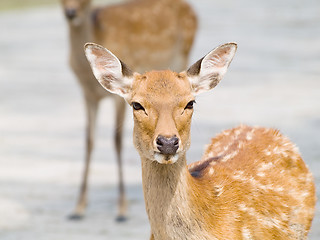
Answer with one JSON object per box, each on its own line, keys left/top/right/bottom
{"left": 93, "top": 0, "right": 197, "bottom": 73}
{"left": 61, "top": 0, "right": 197, "bottom": 220}
{"left": 85, "top": 42, "right": 315, "bottom": 239}
{"left": 143, "top": 125, "right": 315, "bottom": 239}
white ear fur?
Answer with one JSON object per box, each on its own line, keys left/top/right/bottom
{"left": 84, "top": 43, "right": 134, "bottom": 99}
{"left": 187, "top": 42, "right": 237, "bottom": 95}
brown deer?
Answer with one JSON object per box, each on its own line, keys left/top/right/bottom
{"left": 85, "top": 42, "right": 316, "bottom": 239}
{"left": 61, "top": 0, "right": 197, "bottom": 221}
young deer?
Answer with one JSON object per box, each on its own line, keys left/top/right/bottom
{"left": 61, "top": 0, "right": 197, "bottom": 220}
{"left": 85, "top": 42, "right": 316, "bottom": 239}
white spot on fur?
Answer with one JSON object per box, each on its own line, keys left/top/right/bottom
{"left": 239, "top": 203, "right": 284, "bottom": 231}
{"left": 305, "top": 172, "right": 314, "bottom": 183}
{"left": 238, "top": 141, "right": 245, "bottom": 149}
{"left": 288, "top": 189, "right": 304, "bottom": 201}
{"left": 263, "top": 149, "right": 272, "bottom": 156}
{"left": 233, "top": 170, "right": 284, "bottom": 193}
{"left": 242, "top": 226, "right": 252, "bottom": 240}
{"left": 223, "top": 131, "right": 230, "bottom": 136}
{"left": 245, "top": 129, "right": 255, "bottom": 141}
{"left": 258, "top": 162, "right": 274, "bottom": 172}
{"left": 213, "top": 130, "right": 245, "bottom": 157}
{"left": 210, "top": 161, "right": 217, "bottom": 167}
{"left": 257, "top": 172, "right": 265, "bottom": 177}
{"left": 238, "top": 203, "right": 249, "bottom": 212}
{"left": 222, "top": 150, "right": 239, "bottom": 162}
{"left": 208, "top": 168, "right": 214, "bottom": 175}
{"left": 214, "top": 185, "right": 224, "bottom": 197}
{"left": 234, "top": 129, "right": 242, "bottom": 136}
{"left": 233, "top": 170, "right": 245, "bottom": 180}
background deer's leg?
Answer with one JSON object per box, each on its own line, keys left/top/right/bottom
{"left": 69, "top": 96, "right": 99, "bottom": 220}
{"left": 114, "top": 97, "right": 127, "bottom": 222}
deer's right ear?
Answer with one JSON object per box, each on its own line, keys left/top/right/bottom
{"left": 84, "top": 43, "right": 134, "bottom": 100}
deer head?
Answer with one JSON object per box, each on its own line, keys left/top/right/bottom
{"left": 85, "top": 42, "right": 237, "bottom": 164}
{"left": 61, "top": 0, "right": 92, "bottom": 26}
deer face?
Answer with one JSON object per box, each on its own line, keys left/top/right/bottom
{"left": 61, "top": 0, "right": 91, "bottom": 26}
{"left": 85, "top": 42, "right": 237, "bottom": 164}
{"left": 128, "top": 71, "right": 195, "bottom": 164}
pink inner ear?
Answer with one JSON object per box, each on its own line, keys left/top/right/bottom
{"left": 95, "top": 53, "right": 120, "bottom": 73}
{"left": 204, "top": 45, "right": 236, "bottom": 70}
{"left": 88, "top": 45, "right": 111, "bottom": 71}
{"left": 90, "top": 45, "right": 105, "bottom": 59}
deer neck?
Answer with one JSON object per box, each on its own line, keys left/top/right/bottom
{"left": 141, "top": 155, "right": 207, "bottom": 239}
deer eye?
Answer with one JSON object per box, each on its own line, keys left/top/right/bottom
{"left": 132, "top": 102, "right": 145, "bottom": 111}
{"left": 185, "top": 100, "right": 195, "bottom": 110}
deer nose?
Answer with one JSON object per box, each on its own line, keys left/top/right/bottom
{"left": 65, "top": 8, "right": 77, "bottom": 19}
{"left": 156, "top": 135, "right": 179, "bottom": 155}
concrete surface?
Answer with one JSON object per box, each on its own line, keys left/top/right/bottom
{"left": 0, "top": 0, "right": 319, "bottom": 239}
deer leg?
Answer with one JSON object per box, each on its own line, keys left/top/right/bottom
{"left": 69, "top": 97, "right": 99, "bottom": 220}
{"left": 114, "top": 97, "right": 127, "bottom": 222}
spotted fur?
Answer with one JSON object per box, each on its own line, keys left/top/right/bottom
{"left": 188, "top": 125, "right": 316, "bottom": 239}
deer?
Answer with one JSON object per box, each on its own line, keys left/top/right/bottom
{"left": 61, "top": 0, "right": 197, "bottom": 221}
{"left": 84, "top": 42, "right": 316, "bottom": 239}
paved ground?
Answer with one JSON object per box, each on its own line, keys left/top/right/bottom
{"left": 0, "top": 0, "right": 319, "bottom": 239}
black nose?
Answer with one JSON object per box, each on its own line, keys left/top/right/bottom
{"left": 65, "top": 8, "right": 77, "bottom": 19}
{"left": 156, "top": 135, "right": 179, "bottom": 155}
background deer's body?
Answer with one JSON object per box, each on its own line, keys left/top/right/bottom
{"left": 85, "top": 42, "right": 315, "bottom": 239}
{"left": 61, "top": 0, "right": 197, "bottom": 220}
{"left": 94, "top": 0, "right": 197, "bottom": 72}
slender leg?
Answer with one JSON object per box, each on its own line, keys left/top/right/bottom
{"left": 69, "top": 96, "right": 99, "bottom": 220}
{"left": 114, "top": 96, "right": 127, "bottom": 222}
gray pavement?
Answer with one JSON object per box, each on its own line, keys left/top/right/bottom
{"left": 0, "top": 0, "right": 319, "bottom": 239}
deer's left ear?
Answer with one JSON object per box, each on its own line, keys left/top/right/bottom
{"left": 186, "top": 43, "right": 237, "bottom": 95}
{"left": 84, "top": 43, "right": 134, "bottom": 100}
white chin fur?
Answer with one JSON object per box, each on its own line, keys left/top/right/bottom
{"left": 154, "top": 153, "right": 179, "bottom": 164}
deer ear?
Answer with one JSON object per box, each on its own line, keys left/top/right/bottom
{"left": 84, "top": 43, "right": 134, "bottom": 100}
{"left": 186, "top": 42, "right": 237, "bottom": 95}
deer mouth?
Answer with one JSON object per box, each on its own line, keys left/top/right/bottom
{"left": 154, "top": 152, "right": 179, "bottom": 164}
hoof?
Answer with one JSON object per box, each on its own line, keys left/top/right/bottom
{"left": 68, "top": 213, "right": 84, "bottom": 221}
{"left": 116, "top": 215, "right": 127, "bottom": 222}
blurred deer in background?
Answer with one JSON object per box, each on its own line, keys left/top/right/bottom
{"left": 61, "top": 0, "right": 197, "bottom": 221}
{"left": 85, "top": 42, "right": 316, "bottom": 239}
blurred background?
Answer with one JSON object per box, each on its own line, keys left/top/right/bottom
{"left": 0, "top": 0, "right": 319, "bottom": 239}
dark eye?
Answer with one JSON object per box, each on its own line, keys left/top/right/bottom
{"left": 185, "top": 100, "right": 195, "bottom": 110}
{"left": 132, "top": 102, "right": 145, "bottom": 111}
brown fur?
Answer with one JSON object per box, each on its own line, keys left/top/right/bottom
{"left": 94, "top": 0, "right": 197, "bottom": 72}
